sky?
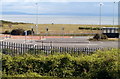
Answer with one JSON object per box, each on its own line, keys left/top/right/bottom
{"left": 0, "top": 0, "right": 118, "bottom": 16}
{"left": 1, "top": 0, "right": 119, "bottom": 2}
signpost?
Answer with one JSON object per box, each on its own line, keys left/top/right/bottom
{"left": 62, "top": 27, "right": 64, "bottom": 38}
{"left": 30, "top": 26, "right": 34, "bottom": 43}
{"left": 46, "top": 27, "right": 48, "bottom": 37}
{"left": 24, "top": 31, "right": 27, "bottom": 44}
{"left": 8, "top": 24, "right": 12, "bottom": 38}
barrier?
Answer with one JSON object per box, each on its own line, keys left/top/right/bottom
{"left": 0, "top": 41, "right": 110, "bottom": 55}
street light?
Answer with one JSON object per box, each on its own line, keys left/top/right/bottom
{"left": 35, "top": 3, "right": 39, "bottom": 35}
{"left": 113, "top": 2, "right": 116, "bottom": 27}
{"left": 99, "top": 2, "right": 104, "bottom": 39}
{"left": 99, "top": 2, "right": 104, "bottom": 27}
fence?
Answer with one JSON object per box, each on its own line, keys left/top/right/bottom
{"left": 0, "top": 41, "right": 110, "bottom": 55}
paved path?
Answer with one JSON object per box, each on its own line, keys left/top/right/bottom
{"left": 0, "top": 35, "right": 118, "bottom": 49}
{"left": 0, "top": 34, "right": 72, "bottom": 40}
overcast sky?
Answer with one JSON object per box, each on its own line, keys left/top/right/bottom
{"left": 1, "top": 1, "right": 118, "bottom": 16}
{"left": 1, "top": 0, "right": 119, "bottom": 2}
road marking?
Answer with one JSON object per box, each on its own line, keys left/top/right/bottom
{"left": 54, "top": 43, "right": 97, "bottom": 45}
{"left": 0, "top": 38, "right": 8, "bottom": 41}
{"left": 41, "top": 38, "right": 46, "bottom": 40}
{"left": 86, "top": 46, "right": 89, "bottom": 48}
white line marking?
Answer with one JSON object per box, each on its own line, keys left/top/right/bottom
{"left": 41, "top": 38, "right": 46, "bottom": 40}
{"left": 55, "top": 43, "right": 97, "bottom": 45}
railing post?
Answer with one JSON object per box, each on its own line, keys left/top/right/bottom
{"left": 50, "top": 41, "right": 52, "bottom": 54}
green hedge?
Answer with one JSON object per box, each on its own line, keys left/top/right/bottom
{"left": 2, "top": 49, "right": 120, "bottom": 79}
{"left": 78, "top": 27, "right": 101, "bottom": 30}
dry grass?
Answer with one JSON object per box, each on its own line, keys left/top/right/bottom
{"left": 0, "top": 24, "right": 116, "bottom": 34}
{"left": 108, "top": 38, "right": 119, "bottom": 41}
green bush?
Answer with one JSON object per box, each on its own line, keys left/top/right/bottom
{"left": 92, "top": 33, "right": 108, "bottom": 41}
{"left": 27, "top": 30, "right": 34, "bottom": 35}
{"left": 2, "top": 49, "right": 14, "bottom": 55}
{"left": 11, "top": 28, "right": 25, "bottom": 35}
{"left": 2, "top": 31, "right": 10, "bottom": 34}
{"left": 78, "top": 27, "right": 101, "bottom": 30}
{"left": 11, "top": 29, "right": 34, "bottom": 35}
{"left": 101, "top": 34, "right": 108, "bottom": 39}
{"left": 3, "top": 72, "right": 42, "bottom": 77}
{"left": 2, "top": 49, "right": 119, "bottom": 78}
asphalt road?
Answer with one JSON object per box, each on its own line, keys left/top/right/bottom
{"left": 0, "top": 36, "right": 118, "bottom": 49}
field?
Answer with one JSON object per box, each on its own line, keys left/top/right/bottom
{"left": 0, "top": 23, "right": 118, "bottom": 34}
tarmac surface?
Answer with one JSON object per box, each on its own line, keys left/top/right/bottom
{"left": 0, "top": 35, "right": 118, "bottom": 49}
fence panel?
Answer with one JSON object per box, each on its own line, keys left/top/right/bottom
{"left": 0, "top": 41, "right": 110, "bottom": 55}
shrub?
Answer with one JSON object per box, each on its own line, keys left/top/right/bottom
{"left": 2, "top": 31, "right": 10, "bottom": 34}
{"left": 101, "top": 34, "right": 108, "bottom": 39}
{"left": 78, "top": 27, "right": 101, "bottom": 30}
{"left": 93, "top": 34, "right": 100, "bottom": 40}
{"left": 2, "top": 49, "right": 119, "bottom": 78}
{"left": 93, "top": 33, "right": 108, "bottom": 41}
{"left": 26, "top": 30, "right": 34, "bottom": 35}
{"left": 2, "top": 49, "right": 14, "bottom": 55}
{"left": 11, "top": 29, "right": 34, "bottom": 35}
{"left": 11, "top": 29, "right": 25, "bottom": 35}
{"left": 3, "top": 72, "right": 42, "bottom": 77}
{"left": 92, "top": 27, "right": 101, "bottom": 30}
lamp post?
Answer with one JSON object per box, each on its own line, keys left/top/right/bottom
{"left": 113, "top": 2, "right": 116, "bottom": 27}
{"left": 99, "top": 2, "right": 103, "bottom": 27}
{"left": 35, "top": 3, "right": 39, "bottom": 35}
{"left": 99, "top": 2, "right": 103, "bottom": 39}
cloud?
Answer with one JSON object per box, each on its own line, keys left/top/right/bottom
{"left": 1, "top": 2, "right": 118, "bottom": 16}
{"left": 1, "top": 0, "right": 120, "bottom": 2}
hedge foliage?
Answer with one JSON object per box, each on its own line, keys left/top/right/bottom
{"left": 78, "top": 27, "right": 101, "bottom": 30}
{"left": 10, "top": 29, "right": 34, "bottom": 35}
{"left": 2, "top": 49, "right": 120, "bottom": 79}
{"left": 1, "top": 20, "right": 27, "bottom": 24}
{"left": 89, "top": 33, "right": 108, "bottom": 41}
{"left": 93, "top": 34, "right": 108, "bottom": 40}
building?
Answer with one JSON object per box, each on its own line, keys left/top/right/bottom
{"left": 101, "top": 27, "right": 119, "bottom": 38}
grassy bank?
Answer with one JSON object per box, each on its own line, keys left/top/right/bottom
{"left": 2, "top": 49, "right": 119, "bottom": 79}
{"left": 1, "top": 22, "right": 118, "bottom": 34}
